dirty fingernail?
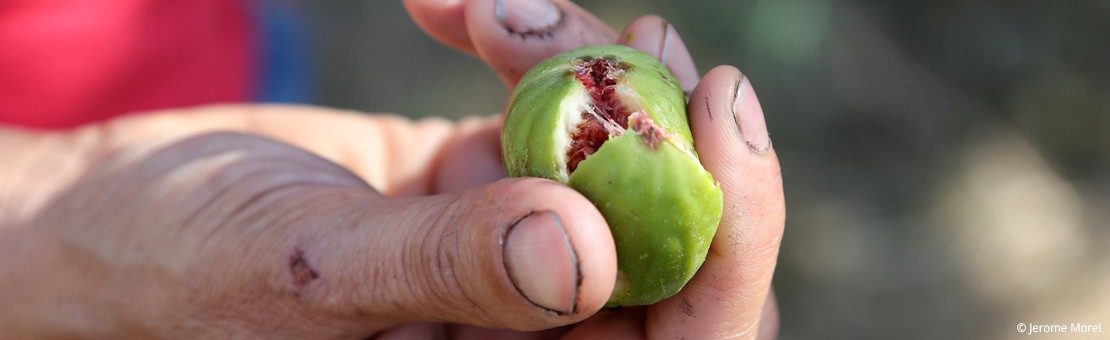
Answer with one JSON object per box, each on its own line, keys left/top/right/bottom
{"left": 732, "top": 75, "right": 771, "bottom": 154}
{"left": 503, "top": 211, "right": 578, "bottom": 314}
{"left": 496, "top": 0, "right": 562, "bottom": 36}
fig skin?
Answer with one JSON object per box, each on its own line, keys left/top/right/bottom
{"left": 501, "top": 45, "right": 723, "bottom": 306}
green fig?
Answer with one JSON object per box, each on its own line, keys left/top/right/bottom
{"left": 501, "top": 45, "right": 723, "bottom": 306}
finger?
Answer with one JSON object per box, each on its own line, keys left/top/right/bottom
{"left": 647, "top": 66, "right": 784, "bottom": 339}
{"left": 561, "top": 307, "right": 647, "bottom": 339}
{"left": 403, "top": 0, "right": 477, "bottom": 55}
{"left": 375, "top": 323, "right": 446, "bottom": 339}
{"left": 431, "top": 115, "right": 505, "bottom": 193}
{"left": 96, "top": 105, "right": 459, "bottom": 198}
{"left": 449, "top": 323, "right": 568, "bottom": 339}
{"left": 464, "top": 0, "right": 617, "bottom": 87}
{"left": 618, "top": 15, "right": 699, "bottom": 94}
{"left": 757, "top": 290, "right": 780, "bottom": 340}
{"left": 266, "top": 177, "right": 617, "bottom": 333}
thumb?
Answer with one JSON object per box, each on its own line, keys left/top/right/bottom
{"left": 272, "top": 177, "right": 616, "bottom": 332}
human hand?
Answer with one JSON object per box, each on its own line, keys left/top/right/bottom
{"left": 405, "top": 0, "right": 784, "bottom": 338}
{"left": 0, "top": 0, "right": 784, "bottom": 338}
{"left": 0, "top": 105, "right": 619, "bottom": 337}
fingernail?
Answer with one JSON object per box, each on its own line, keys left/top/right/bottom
{"left": 496, "top": 0, "right": 563, "bottom": 37}
{"left": 657, "top": 21, "right": 671, "bottom": 62}
{"left": 624, "top": 18, "right": 698, "bottom": 93}
{"left": 658, "top": 22, "right": 699, "bottom": 93}
{"left": 733, "top": 75, "right": 771, "bottom": 154}
{"left": 503, "top": 211, "right": 578, "bottom": 314}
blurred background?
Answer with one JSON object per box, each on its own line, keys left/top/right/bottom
{"left": 297, "top": 0, "right": 1109, "bottom": 338}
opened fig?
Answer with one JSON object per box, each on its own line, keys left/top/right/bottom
{"left": 501, "top": 45, "right": 723, "bottom": 306}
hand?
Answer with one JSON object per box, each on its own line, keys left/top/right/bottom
{"left": 0, "top": 105, "right": 620, "bottom": 337}
{"left": 406, "top": 0, "right": 784, "bottom": 338}
{"left": 0, "top": 0, "right": 784, "bottom": 339}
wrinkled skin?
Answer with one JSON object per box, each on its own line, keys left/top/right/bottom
{"left": 0, "top": 0, "right": 784, "bottom": 338}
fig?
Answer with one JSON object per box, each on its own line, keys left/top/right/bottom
{"left": 501, "top": 45, "right": 723, "bottom": 306}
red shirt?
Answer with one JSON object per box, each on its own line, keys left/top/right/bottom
{"left": 0, "top": 0, "right": 254, "bottom": 129}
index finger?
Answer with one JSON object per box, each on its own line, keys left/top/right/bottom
{"left": 647, "top": 66, "right": 785, "bottom": 339}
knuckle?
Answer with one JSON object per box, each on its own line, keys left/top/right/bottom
{"left": 404, "top": 197, "right": 498, "bottom": 324}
